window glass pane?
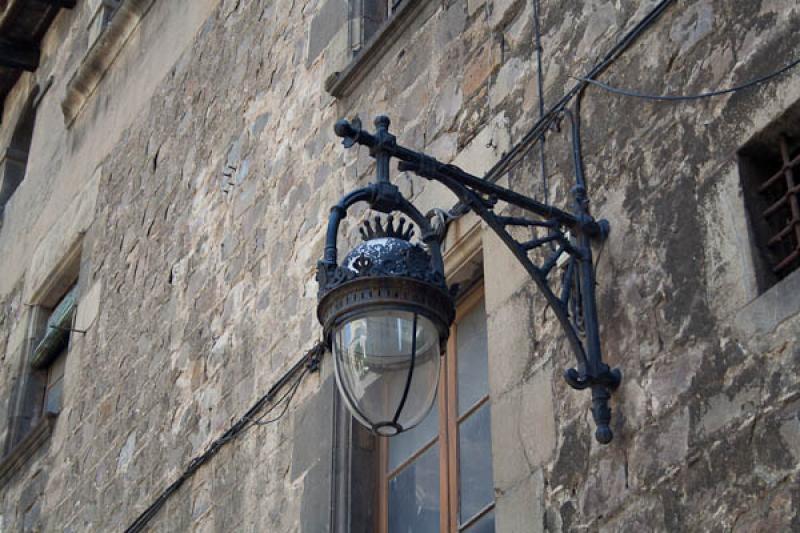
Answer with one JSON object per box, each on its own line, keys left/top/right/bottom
{"left": 388, "top": 401, "right": 438, "bottom": 472}
{"left": 388, "top": 442, "right": 440, "bottom": 533}
{"left": 456, "top": 297, "right": 489, "bottom": 415}
{"left": 334, "top": 311, "right": 440, "bottom": 434}
{"left": 458, "top": 402, "right": 493, "bottom": 524}
{"left": 462, "top": 509, "right": 495, "bottom": 533}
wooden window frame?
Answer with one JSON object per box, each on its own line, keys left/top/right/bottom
{"left": 376, "top": 283, "right": 493, "bottom": 533}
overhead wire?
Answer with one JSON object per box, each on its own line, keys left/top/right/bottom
{"left": 573, "top": 56, "right": 800, "bottom": 101}
{"left": 249, "top": 366, "right": 309, "bottom": 426}
{"left": 532, "top": 0, "right": 549, "bottom": 204}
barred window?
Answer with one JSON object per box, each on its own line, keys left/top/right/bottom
{"left": 739, "top": 107, "right": 800, "bottom": 292}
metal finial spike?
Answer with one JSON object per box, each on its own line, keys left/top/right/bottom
{"left": 361, "top": 220, "right": 375, "bottom": 241}
{"left": 359, "top": 215, "right": 416, "bottom": 241}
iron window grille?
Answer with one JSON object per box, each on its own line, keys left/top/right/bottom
{"left": 741, "top": 132, "right": 800, "bottom": 291}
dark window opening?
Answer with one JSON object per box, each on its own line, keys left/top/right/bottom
{"left": 0, "top": 100, "right": 36, "bottom": 217}
{"left": 351, "top": 0, "right": 404, "bottom": 55}
{"left": 3, "top": 283, "right": 76, "bottom": 454}
{"left": 739, "top": 103, "right": 800, "bottom": 293}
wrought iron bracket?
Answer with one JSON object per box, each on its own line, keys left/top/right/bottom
{"left": 333, "top": 115, "right": 621, "bottom": 443}
{"left": 48, "top": 325, "right": 88, "bottom": 335}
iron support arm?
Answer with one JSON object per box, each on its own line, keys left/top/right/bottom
{"left": 334, "top": 120, "right": 598, "bottom": 232}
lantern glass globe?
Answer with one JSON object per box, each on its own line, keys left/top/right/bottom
{"left": 333, "top": 309, "right": 441, "bottom": 436}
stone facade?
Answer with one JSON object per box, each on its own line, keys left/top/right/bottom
{"left": 0, "top": 0, "right": 798, "bottom": 531}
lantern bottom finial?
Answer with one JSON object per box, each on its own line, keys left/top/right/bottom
{"left": 373, "top": 422, "right": 403, "bottom": 436}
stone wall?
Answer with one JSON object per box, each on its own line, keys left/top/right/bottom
{"left": 0, "top": 0, "right": 798, "bottom": 531}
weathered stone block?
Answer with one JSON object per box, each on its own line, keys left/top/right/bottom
{"left": 462, "top": 40, "right": 502, "bottom": 98}
{"left": 307, "top": 0, "right": 348, "bottom": 67}
{"left": 490, "top": 56, "right": 529, "bottom": 108}
{"left": 490, "top": 0, "right": 523, "bottom": 29}
{"left": 491, "top": 385, "right": 530, "bottom": 491}
{"left": 496, "top": 468, "right": 544, "bottom": 533}
{"left": 75, "top": 280, "right": 102, "bottom": 332}
{"left": 483, "top": 228, "right": 529, "bottom": 315}
{"left": 290, "top": 376, "right": 334, "bottom": 481}
{"left": 491, "top": 367, "right": 555, "bottom": 491}
{"left": 627, "top": 407, "right": 689, "bottom": 490}
{"left": 468, "top": 0, "right": 486, "bottom": 17}
{"left": 579, "top": 456, "right": 628, "bottom": 522}
{"left": 486, "top": 286, "right": 537, "bottom": 396}
{"left": 699, "top": 383, "right": 760, "bottom": 437}
{"left": 735, "top": 269, "right": 800, "bottom": 339}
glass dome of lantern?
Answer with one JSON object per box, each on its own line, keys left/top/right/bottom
{"left": 317, "top": 215, "right": 455, "bottom": 436}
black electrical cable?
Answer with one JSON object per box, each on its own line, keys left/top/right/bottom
{"left": 124, "top": 342, "right": 325, "bottom": 533}
{"left": 250, "top": 367, "right": 309, "bottom": 426}
{"left": 574, "top": 57, "right": 800, "bottom": 101}
{"left": 484, "top": 0, "right": 677, "bottom": 183}
{"left": 532, "top": 0, "right": 549, "bottom": 203}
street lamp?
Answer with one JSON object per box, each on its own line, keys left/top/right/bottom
{"left": 317, "top": 115, "right": 621, "bottom": 443}
{"left": 317, "top": 214, "right": 454, "bottom": 436}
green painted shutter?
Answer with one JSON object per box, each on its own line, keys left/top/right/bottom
{"left": 31, "top": 285, "right": 78, "bottom": 369}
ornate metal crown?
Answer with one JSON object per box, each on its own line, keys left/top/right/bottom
{"left": 359, "top": 215, "right": 414, "bottom": 241}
